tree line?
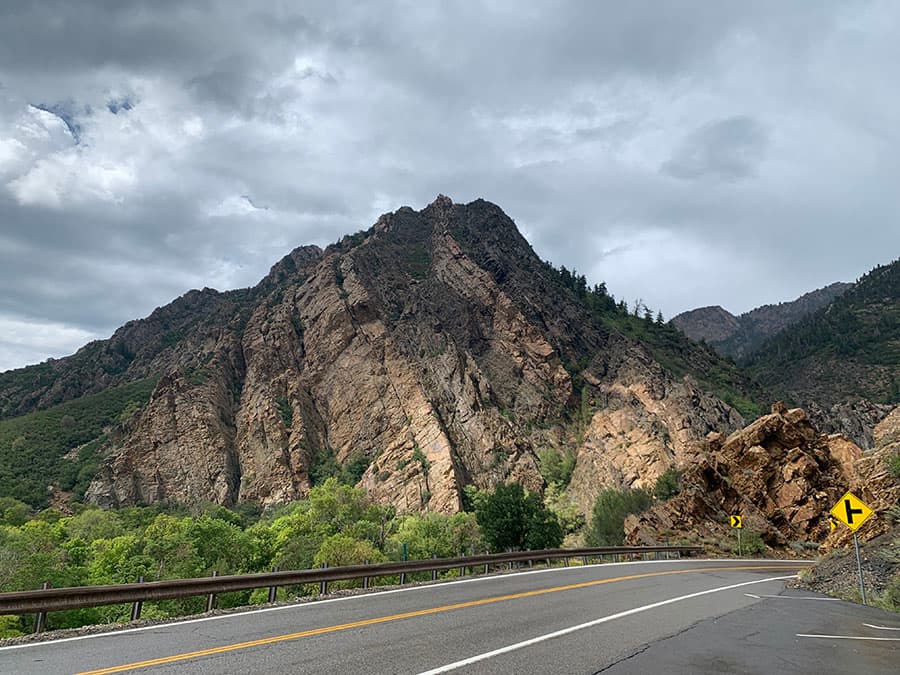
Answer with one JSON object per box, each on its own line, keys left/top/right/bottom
{"left": 0, "top": 473, "right": 682, "bottom": 638}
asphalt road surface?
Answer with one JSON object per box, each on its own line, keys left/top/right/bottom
{"left": 2, "top": 558, "right": 897, "bottom": 674}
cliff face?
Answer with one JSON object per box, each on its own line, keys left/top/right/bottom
{"left": 567, "top": 361, "right": 742, "bottom": 517}
{"left": 625, "top": 403, "right": 900, "bottom": 552}
{"left": 5, "top": 196, "right": 753, "bottom": 514}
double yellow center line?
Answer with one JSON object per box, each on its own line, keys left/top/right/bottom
{"left": 76, "top": 564, "right": 804, "bottom": 674}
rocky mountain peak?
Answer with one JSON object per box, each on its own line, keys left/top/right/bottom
{"left": 671, "top": 282, "right": 853, "bottom": 361}
{"left": 3, "top": 197, "right": 762, "bottom": 515}
{"left": 262, "top": 245, "right": 324, "bottom": 287}
{"left": 670, "top": 306, "right": 740, "bottom": 343}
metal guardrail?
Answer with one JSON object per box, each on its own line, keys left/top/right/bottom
{"left": 0, "top": 545, "right": 700, "bottom": 627}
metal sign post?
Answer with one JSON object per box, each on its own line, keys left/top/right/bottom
{"left": 730, "top": 515, "right": 743, "bottom": 556}
{"left": 829, "top": 491, "right": 875, "bottom": 606}
{"left": 853, "top": 533, "right": 867, "bottom": 605}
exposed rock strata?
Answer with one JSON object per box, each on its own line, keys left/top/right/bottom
{"left": 77, "top": 197, "right": 750, "bottom": 512}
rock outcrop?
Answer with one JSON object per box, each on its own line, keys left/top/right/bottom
{"left": 625, "top": 403, "right": 900, "bottom": 552}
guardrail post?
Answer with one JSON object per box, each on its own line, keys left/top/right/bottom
{"left": 130, "top": 576, "right": 144, "bottom": 621}
{"left": 206, "top": 571, "right": 218, "bottom": 612}
{"left": 564, "top": 556, "right": 569, "bottom": 567}
{"left": 432, "top": 554, "right": 437, "bottom": 581}
{"left": 613, "top": 553, "right": 618, "bottom": 562}
{"left": 483, "top": 563, "right": 488, "bottom": 575}
{"left": 320, "top": 563, "right": 328, "bottom": 595}
{"left": 268, "top": 567, "right": 279, "bottom": 603}
{"left": 545, "top": 557, "right": 551, "bottom": 568}
{"left": 33, "top": 581, "right": 49, "bottom": 633}
{"left": 581, "top": 555, "right": 587, "bottom": 566}
{"left": 459, "top": 563, "right": 466, "bottom": 577}
{"left": 364, "top": 560, "right": 370, "bottom": 589}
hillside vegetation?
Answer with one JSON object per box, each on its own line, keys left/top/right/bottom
{"left": 545, "top": 264, "right": 766, "bottom": 419}
{"left": 0, "top": 378, "right": 158, "bottom": 508}
{"left": 671, "top": 282, "right": 851, "bottom": 361}
{"left": 0, "top": 479, "right": 559, "bottom": 637}
{"left": 747, "top": 259, "right": 900, "bottom": 407}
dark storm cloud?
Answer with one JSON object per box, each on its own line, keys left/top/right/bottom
{"left": 1, "top": 1, "right": 899, "bottom": 370}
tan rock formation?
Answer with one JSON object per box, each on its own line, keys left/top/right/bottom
{"left": 567, "top": 370, "right": 742, "bottom": 517}
{"left": 625, "top": 403, "right": 900, "bottom": 552}
{"left": 80, "top": 197, "right": 755, "bottom": 514}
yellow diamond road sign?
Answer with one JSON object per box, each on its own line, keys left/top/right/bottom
{"left": 830, "top": 491, "right": 874, "bottom": 532}
{"left": 730, "top": 515, "right": 742, "bottom": 529}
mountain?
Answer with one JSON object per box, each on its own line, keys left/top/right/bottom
{"left": 746, "top": 259, "right": 900, "bottom": 416}
{"left": 671, "top": 282, "right": 852, "bottom": 361}
{"left": 0, "top": 196, "right": 764, "bottom": 513}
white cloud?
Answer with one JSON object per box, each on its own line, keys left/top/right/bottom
{"left": 0, "top": 315, "right": 100, "bottom": 373}
{"left": 0, "top": 1, "right": 898, "bottom": 370}
{"left": 0, "top": 137, "right": 26, "bottom": 174}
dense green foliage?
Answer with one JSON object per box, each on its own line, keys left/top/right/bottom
{"left": 537, "top": 448, "right": 576, "bottom": 489}
{"left": 545, "top": 264, "right": 766, "bottom": 419}
{"left": 0, "top": 479, "right": 485, "bottom": 637}
{"left": 473, "top": 482, "right": 563, "bottom": 552}
{"left": 307, "top": 447, "right": 373, "bottom": 487}
{"left": 747, "top": 259, "right": 900, "bottom": 406}
{"left": 0, "top": 378, "right": 158, "bottom": 508}
{"left": 585, "top": 488, "right": 652, "bottom": 546}
{"left": 653, "top": 470, "right": 682, "bottom": 500}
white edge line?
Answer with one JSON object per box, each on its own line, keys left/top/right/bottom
{"left": 863, "top": 623, "right": 900, "bottom": 631}
{"left": 753, "top": 595, "right": 840, "bottom": 601}
{"left": 416, "top": 574, "right": 798, "bottom": 675}
{"left": 797, "top": 634, "right": 900, "bottom": 641}
{"left": 0, "top": 558, "right": 807, "bottom": 652}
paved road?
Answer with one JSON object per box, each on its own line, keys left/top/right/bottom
{"left": 2, "top": 559, "right": 895, "bottom": 674}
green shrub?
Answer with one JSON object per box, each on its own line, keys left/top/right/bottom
{"left": 538, "top": 448, "right": 576, "bottom": 489}
{"left": 888, "top": 452, "right": 900, "bottom": 480}
{"left": 585, "top": 488, "right": 652, "bottom": 546}
{"left": 475, "top": 483, "right": 563, "bottom": 552}
{"left": 275, "top": 396, "right": 293, "bottom": 428}
{"left": 732, "top": 529, "right": 767, "bottom": 556}
{"left": 653, "top": 469, "right": 682, "bottom": 500}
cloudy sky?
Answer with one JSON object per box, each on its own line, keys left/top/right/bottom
{"left": 1, "top": 1, "right": 899, "bottom": 372}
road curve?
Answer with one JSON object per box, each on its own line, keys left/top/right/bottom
{"left": 3, "top": 558, "right": 893, "bottom": 674}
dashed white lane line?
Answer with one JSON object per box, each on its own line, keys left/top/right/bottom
{"left": 863, "top": 623, "right": 900, "bottom": 631}
{"left": 416, "top": 574, "right": 797, "bottom": 675}
{"left": 797, "top": 634, "right": 900, "bottom": 641}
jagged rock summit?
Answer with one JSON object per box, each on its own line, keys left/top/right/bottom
{"left": 2, "top": 196, "right": 758, "bottom": 514}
